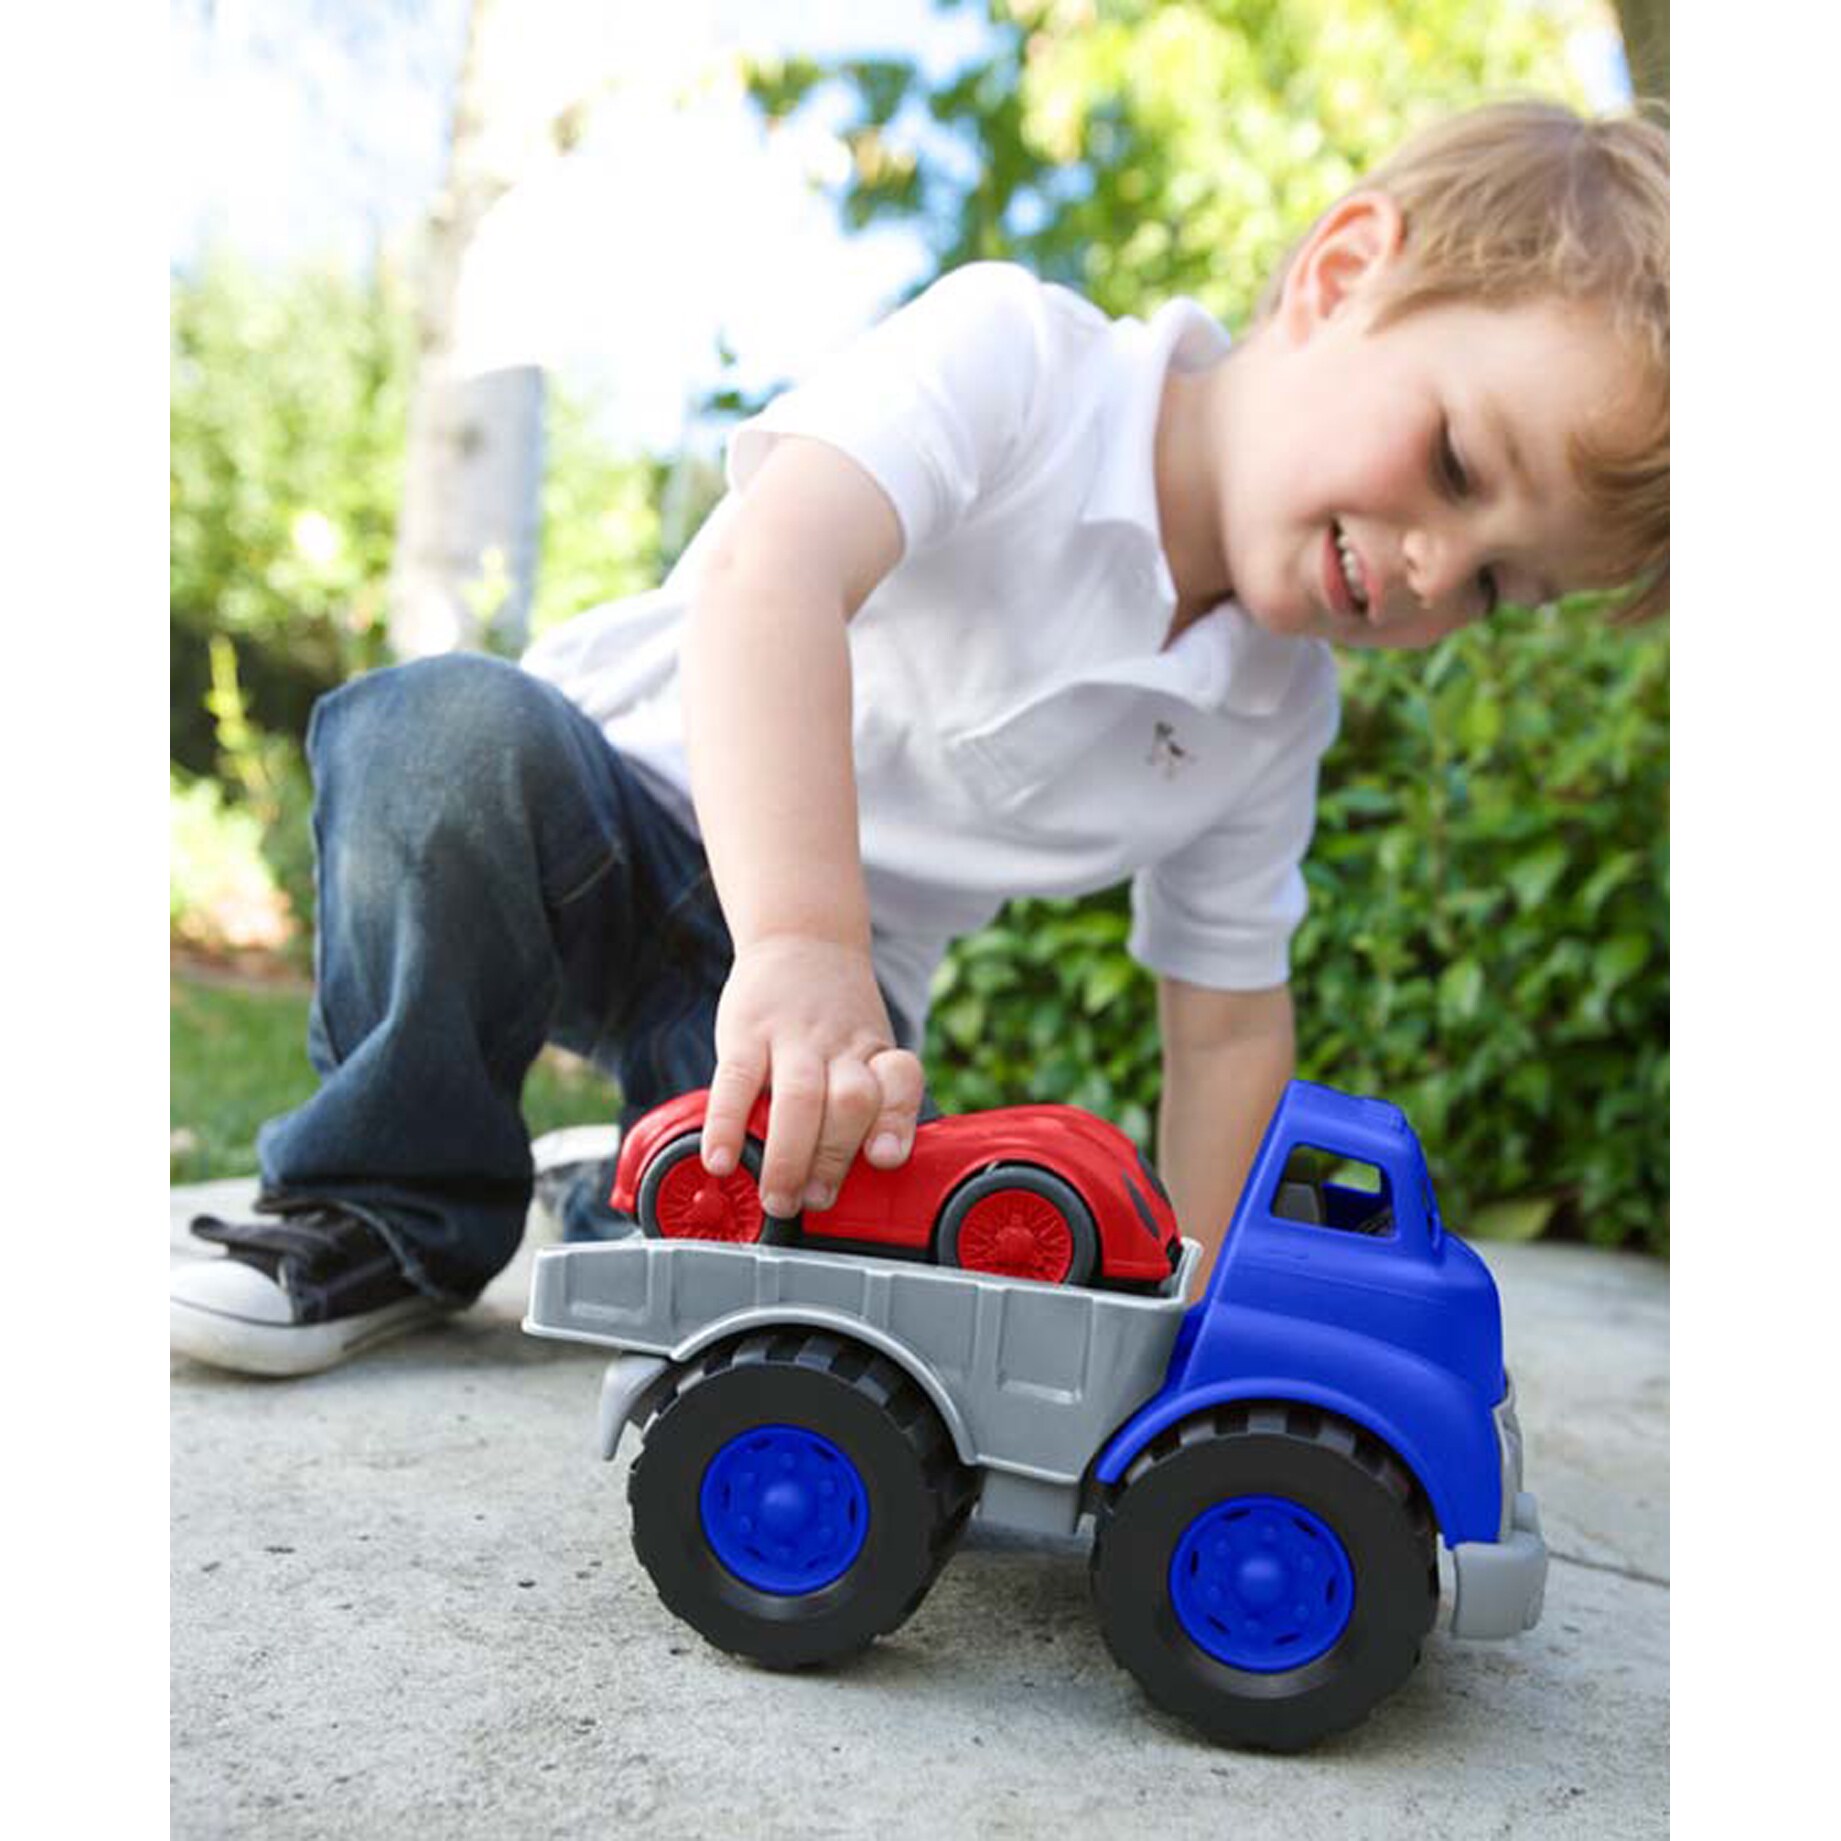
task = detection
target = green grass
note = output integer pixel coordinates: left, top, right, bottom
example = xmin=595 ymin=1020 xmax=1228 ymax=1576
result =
xmin=170 ymin=968 xmax=622 ymax=1184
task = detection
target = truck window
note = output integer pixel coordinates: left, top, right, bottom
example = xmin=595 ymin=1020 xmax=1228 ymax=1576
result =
xmin=1421 ymin=1174 xmax=1444 ymax=1248
xmin=1270 ymin=1146 xmax=1396 ymax=1238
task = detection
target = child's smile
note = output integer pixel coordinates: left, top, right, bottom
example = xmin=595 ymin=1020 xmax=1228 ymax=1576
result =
xmin=1325 ymin=520 xmax=1371 ymax=620
xmin=1156 ymin=193 xmax=1652 ymax=652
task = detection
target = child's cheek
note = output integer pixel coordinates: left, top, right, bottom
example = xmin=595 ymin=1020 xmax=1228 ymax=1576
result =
xmin=1342 ymin=428 xmax=1426 ymax=524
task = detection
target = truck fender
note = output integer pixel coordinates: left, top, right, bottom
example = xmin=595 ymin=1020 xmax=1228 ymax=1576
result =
xmin=598 ymin=1352 xmax=673 ymax=1461
xmin=1093 ymin=1376 xmax=1494 ymax=1549
xmin=661 ymin=1306 xmax=980 ymax=1469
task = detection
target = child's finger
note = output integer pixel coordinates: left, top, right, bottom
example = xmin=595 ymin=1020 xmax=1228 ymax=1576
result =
xmin=802 ymin=1058 xmax=883 ymax=1208
xmin=861 ymin=1048 xmax=925 ymax=1167
xmin=755 ymin=1050 xmax=824 ymax=1218
xmin=700 ymin=1048 xmax=767 ymax=1176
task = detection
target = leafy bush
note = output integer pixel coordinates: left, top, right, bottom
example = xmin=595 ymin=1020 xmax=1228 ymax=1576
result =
xmin=926 ymin=894 xmax=1159 ymax=1149
xmin=770 ymin=0 xmax=1666 ymax=1250
xmin=171 ymin=1 xmax=1665 ymax=1251
xmin=1295 ymin=609 xmax=1667 ymax=1252
xmin=747 ymin=0 xmax=1599 ymax=326
xmin=172 ymin=249 xmax=672 ymax=744
xmin=170 ymin=252 xmax=668 ymax=950
xmin=169 ymin=770 xmax=291 ymax=952
xmin=926 ymin=607 xmax=1669 ymax=1254
xmin=170 ymin=248 xmax=413 ymax=774
xmin=527 ymin=393 xmax=668 ymax=642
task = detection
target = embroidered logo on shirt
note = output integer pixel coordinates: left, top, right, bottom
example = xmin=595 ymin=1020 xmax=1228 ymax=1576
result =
xmin=1147 ymin=720 xmax=1194 ymax=779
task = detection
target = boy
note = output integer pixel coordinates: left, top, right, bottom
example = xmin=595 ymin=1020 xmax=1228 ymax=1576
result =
xmin=171 ymin=99 xmax=1668 ymax=1376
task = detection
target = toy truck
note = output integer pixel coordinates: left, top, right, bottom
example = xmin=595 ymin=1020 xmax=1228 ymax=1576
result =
xmin=523 ymin=1079 xmax=1547 ymax=1751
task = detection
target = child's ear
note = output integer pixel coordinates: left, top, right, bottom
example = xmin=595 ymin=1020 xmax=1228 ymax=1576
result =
xmin=1277 ymin=191 xmax=1406 ymax=342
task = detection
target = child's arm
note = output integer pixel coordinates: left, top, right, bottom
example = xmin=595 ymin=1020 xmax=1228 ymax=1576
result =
xmin=683 ymin=435 xmax=923 ymax=1219
xmin=1155 ymin=977 xmax=1297 ymax=1283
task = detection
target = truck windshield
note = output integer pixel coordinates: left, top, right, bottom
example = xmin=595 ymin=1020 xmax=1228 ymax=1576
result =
xmin=1271 ymin=1147 xmax=1394 ymax=1238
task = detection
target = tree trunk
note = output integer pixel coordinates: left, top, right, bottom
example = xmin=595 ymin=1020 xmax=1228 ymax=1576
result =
xmin=1611 ymin=0 xmax=1669 ymax=105
xmin=388 ymin=0 xmax=548 ymax=659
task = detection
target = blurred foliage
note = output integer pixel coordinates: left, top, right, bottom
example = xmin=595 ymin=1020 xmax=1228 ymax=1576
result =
xmin=170 ymin=247 xmax=668 ymax=941
xmin=171 ymin=247 xmax=411 ymax=774
xmin=200 ymin=634 xmax=317 ymax=956
xmin=527 ymin=391 xmax=668 ymax=642
xmin=171 ymin=970 xmax=622 ymax=1185
xmin=170 ymin=972 xmax=322 ymax=1184
xmin=170 ymin=769 xmax=290 ymax=953
xmin=749 ymin=0 xmax=1667 ymax=1251
xmin=171 ymin=245 xmax=668 ymax=718
xmin=927 ymin=610 xmax=1670 ymax=1254
xmin=1296 ymin=612 xmax=1667 ymax=1252
xmin=170 ymin=0 xmax=1666 ymax=1250
xmin=745 ymin=0 xmax=1601 ymax=323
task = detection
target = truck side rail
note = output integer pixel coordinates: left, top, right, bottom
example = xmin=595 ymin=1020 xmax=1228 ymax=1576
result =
xmin=525 ymin=1238 xmax=1200 ymax=1494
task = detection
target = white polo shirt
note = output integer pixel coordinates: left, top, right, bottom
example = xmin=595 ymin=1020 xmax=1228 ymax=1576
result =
xmin=521 ymin=261 xmax=1340 ymax=1036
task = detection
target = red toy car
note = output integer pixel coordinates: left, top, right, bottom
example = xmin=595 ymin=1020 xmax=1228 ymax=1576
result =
xmin=608 ymin=1090 xmax=1184 ymax=1291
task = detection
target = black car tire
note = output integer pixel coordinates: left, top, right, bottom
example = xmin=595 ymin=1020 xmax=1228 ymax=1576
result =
xmin=1090 ymin=1402 xmax=1439 ymax=1751
xmin=628 ymin=1329 xmax=977 ymax=1668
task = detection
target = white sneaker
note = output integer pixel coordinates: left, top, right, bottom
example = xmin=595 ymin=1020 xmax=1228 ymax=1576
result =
xmin=530 ymin=1123 xmax=627 ymax=1239
xmin=170 ymin=1205 xmax=457 ymax=1378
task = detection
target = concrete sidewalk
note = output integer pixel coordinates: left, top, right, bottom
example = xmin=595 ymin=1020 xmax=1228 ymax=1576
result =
xmin=170 ymin=1180 xmax=1667 ymax=1840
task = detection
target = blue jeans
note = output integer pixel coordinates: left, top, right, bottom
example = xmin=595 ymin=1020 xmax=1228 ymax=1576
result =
xmin=255 ymin=654 xmax=744 ymax=1304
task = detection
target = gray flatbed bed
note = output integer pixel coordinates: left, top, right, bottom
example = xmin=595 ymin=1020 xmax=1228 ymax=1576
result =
xmin=524 ymin=1236 xmax=1203 ymax=1536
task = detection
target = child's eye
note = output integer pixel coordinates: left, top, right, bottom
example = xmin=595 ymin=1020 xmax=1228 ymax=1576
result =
xmin=1436 ymin=420 xmax=1472 ymax=497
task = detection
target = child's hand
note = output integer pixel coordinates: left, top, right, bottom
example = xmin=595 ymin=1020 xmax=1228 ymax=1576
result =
xmin=700 ymin=935 xmax=924 ymax=1219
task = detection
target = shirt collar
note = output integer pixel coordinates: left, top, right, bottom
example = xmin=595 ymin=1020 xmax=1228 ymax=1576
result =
xmin=1077 ymin=297 xmax=1313 ymax=717
xmin=1078 ymin=295 xmax=1232 ymax=554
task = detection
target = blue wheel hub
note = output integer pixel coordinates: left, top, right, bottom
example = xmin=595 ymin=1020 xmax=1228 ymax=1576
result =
xmin=1169 ymin=1493 xmax=1356 ymax=1671
xmin=699 ymin=1425 xmax=870 ymax=1595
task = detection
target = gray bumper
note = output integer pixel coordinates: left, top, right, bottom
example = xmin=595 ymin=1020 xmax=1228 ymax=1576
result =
xmin=1450 ymin=1490 xmax=1548 ymax=1638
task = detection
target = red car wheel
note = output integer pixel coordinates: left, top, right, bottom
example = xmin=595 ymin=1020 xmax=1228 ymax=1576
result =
xmin=637 ymin=1134 xmax=794 ymax=1245
xmin=936 ymin=1166 xmax=1099 ymax=1287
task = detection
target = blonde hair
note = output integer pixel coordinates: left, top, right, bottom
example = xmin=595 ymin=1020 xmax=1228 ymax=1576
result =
xmin=1259 ymin=100 xmax=1670 ymax=623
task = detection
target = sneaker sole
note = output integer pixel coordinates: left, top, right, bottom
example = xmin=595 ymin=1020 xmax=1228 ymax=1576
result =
xmin=169 ymin=1293 xmax=458 ymax=1378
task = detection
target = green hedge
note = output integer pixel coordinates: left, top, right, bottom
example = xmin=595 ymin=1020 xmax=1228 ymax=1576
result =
xmin=172 ymin=250 xmax=1665 ymax=1253
xmin=926 ymin=605 xmax=1668 ymax=1255
xmin=747 ymin=1 xmax=1664 ymax=1249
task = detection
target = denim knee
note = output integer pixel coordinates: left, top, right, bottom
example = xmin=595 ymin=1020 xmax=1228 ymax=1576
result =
xmin=309 ymin=652 xmax=548 ymax=796
xmin=307 ymin=655 xmax=575 ymax=869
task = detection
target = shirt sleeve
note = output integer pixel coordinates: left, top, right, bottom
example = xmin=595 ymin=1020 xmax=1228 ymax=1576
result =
xmin=725 ymin=261 xmax=1055 ymax=557
xmin=1127 ymin=656 xmax=1341 ymax=991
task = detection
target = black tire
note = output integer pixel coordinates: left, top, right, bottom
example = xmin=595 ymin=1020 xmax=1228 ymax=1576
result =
xmin=636 ymin=1132 xmax=798 ymax=1246
xmin=935 ymin=1165 xmax=1100 ymax=1287
xmin=1090 ymin=1402 xmax=1438 ymax=1751
xmin=627 ymin=1329 xmax=977 ymax=1668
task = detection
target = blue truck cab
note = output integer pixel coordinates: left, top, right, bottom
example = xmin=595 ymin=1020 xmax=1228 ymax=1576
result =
xmin=1096 ymin=1079 xmax=1545 ymax=1643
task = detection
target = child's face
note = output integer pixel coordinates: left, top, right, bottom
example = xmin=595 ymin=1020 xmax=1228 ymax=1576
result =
xmin=1215 ymin=206 xmax=1641 ymax=650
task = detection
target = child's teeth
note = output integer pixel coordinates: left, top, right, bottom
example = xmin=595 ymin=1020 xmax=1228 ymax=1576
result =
xmin=1335 ymin=528 xmax=1366 ymax=610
